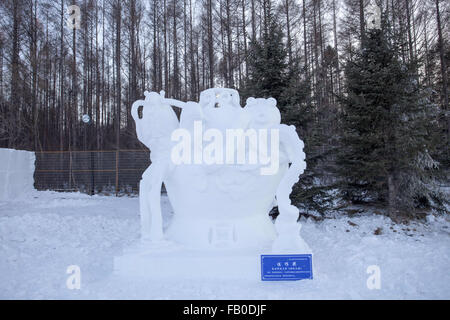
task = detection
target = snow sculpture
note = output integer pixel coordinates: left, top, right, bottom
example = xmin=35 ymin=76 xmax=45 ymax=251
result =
xmin=131 ymin=91 xmax=179 ymax=242
xmin=131 ymin=88 xmax=309 ymax=253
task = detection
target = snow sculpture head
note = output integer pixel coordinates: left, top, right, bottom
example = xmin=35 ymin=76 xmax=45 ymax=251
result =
xmin=199 ymin=88 xmax=246 ymax=130
xmin=199 ymin=88 xmax=240 ymax=109
xmin=244 ymin=97 xmax=281 ymax=129
xmin=131 ymin=90 xmax=178 ymax=156
xmin=132 ymin=88 xmax=308 ymax=252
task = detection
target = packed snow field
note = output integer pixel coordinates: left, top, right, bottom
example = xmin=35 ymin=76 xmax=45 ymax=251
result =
xmin=0 ymin=191 xmax=449 ymax=299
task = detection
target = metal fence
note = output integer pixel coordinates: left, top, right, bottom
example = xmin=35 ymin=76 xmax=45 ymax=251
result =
xmin=34 ymin=150 xmax=150 ymax=195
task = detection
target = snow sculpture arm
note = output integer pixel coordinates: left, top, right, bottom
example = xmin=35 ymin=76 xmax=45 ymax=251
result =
xmin=131 ymin=98 xmax=147 ymax=144
xmin=163 ymin=98 xmax=188 ymax=109
xmin=163 ymin=97 xmax=205 ymax=125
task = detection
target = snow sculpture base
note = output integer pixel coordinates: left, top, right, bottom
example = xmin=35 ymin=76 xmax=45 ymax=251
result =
xmin=114 ymin=246 xmax=260 ymax=280
xmin=114 ymin=242 xmax=312 ymax=281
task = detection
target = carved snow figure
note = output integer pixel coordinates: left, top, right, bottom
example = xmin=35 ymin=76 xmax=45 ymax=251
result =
xmin=115 ymin=88 xmax=312 ymax=280
xmin=131 ymin=91 xmax=179 ymax=242
xmin=243 ymin=97 xmax=309 ymax=252
xmin=131 ymin=88 xmax=309 ymax=252
xmin=273 ymin=124 xmax=310 ymax=252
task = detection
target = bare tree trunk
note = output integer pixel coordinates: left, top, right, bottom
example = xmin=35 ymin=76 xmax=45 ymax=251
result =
xmin=317 ymin=0 xmax=326 ymax=106
xmin=435 ymin=0 xmax=449 ymax=115
xmin=359 ymin=0 xmax=365 ymax=43
xmin=332 ymin=0 xmax=340 ymax=95
xmin=208 ymin=0 xmax=214 ymax=88
xmin=10 ymin=0 xmax=21 ymax=148
xmin=236 ymin=21 xmax=242 ymax=86
xmin=189 ymin=0 xmax=197 ymax=99
xmin=163 ymin=0 xmax=169 ymax=91
xmin=29 ymin=0 xmax=38 ymax=151
xmin=60 ymin=0 xmax=65 ymax=150
xmin=129 ymin=0 xmax=139 ymax=134
xmin=82 ymin=0 xmax=88 ymax=151
xmin=115 ymin=0 xmax=121 ymax=150
xmin=152 ymin=0 xmax=158 ymax=91
xmin=387 ymin=173 xmax=398 ymax=219
xmin=312 ymin=0 xmax=320 ymax=108
xmin=0 ymin=36 xmax=3 ymax=99
xmin=183 ymin=0 xmax=188 ymax=99
xmin=172 ymin=0 xmax=180 ymax=98
xmin=251 ymin=0 xmax=256 ymax=40
xmin=225 ymin=0 xmax=234 ymax=88
xmin=71 ymin=0 xmax=78 ymax=150
xmin=285 ymin=0 xmax=292 ymax=66
xmin=423 ymin=9 xmax=431 ymax=87
xmin=405 ymin=0 xmax=414 ymax=62
xmin=219 ymin=2 xmax=228 ymax=86
xmin=101 ymin=0 xmax=106 ymax=148
xmin=303 ymin=0 xmax=308 ymax=74
xmin=242 ymin=0 xmax=248 ymax=77
xmin=95 ymin=1 xmax=100 ymax=150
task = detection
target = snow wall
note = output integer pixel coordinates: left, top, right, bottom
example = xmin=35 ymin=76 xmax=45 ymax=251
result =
xmin=0 ymin=148 xmax=35 ymax=201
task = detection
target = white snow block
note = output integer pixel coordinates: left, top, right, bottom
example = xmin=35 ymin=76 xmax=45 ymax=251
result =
xmin=115 ymin=251 xmax=260 ymax=281
xmin=114 ymin=242 xmax=313 ymax=281
xmin=114 ymin=242 xmax=268 ymax=281
xmin=0 ymin=148 xmax=36 ymax=201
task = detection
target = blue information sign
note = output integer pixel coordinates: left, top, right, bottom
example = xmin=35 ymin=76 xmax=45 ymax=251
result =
xmin=261 ymin=254 xmax=313 ymax=281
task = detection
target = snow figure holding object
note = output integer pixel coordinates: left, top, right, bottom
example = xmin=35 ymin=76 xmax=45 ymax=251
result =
xmin=130 ymin=88 xmax=309 ymax=253
xmin=131 ymin=90 xmax=178 ymax=242
xmin=243 ymin=97 xmax=310 ymax=253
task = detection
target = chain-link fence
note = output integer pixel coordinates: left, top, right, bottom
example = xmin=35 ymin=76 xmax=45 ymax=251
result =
xmin=34 ymin=150 xmax=150 ymax=195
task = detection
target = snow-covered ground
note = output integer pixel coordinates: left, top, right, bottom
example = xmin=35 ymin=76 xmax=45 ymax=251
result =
xmin=0 ymin=190 xmax=449 ymax=299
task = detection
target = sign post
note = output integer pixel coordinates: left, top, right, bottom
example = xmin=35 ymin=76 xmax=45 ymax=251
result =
xmin=261 ymin=254 xmax=313 ymax=281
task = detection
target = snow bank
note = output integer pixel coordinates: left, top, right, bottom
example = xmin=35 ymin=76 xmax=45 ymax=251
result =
xmin=0 ymin=148 xmax=35 ymax=201
xmin=0 ymin=191 xmax=449 ymax=299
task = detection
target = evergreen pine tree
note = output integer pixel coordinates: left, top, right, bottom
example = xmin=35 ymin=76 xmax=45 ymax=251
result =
xmin=241 ymin=14 xmax=333 ymax=218
xmin=338 ymin=26 xmax=443 ymax=219
xmin=240 ymin=15 xmax=288 ymax=104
